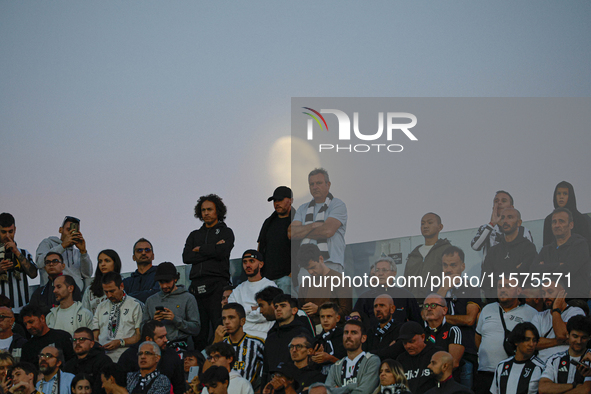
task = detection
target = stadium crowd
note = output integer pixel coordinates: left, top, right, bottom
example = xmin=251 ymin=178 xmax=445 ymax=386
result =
xmin=0 ymin=170 xmax=590 ymax=394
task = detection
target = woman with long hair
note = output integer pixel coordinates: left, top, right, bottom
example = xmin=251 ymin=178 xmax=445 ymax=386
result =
xmin=82 ymin=249 xmax=122 ymax=314
xmin=372 ymin=359 xmax=412 ymax=394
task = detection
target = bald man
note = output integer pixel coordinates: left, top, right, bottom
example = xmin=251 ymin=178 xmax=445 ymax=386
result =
xmin=0 ymin=306 xmax=27 ymax=361
xmin=482 ymin=208 xmax=537 ymax=301
xmin=366 ymin=295 xmax=406 ymax=360
xmin=425 ymin=351 xmax=474 ymax=394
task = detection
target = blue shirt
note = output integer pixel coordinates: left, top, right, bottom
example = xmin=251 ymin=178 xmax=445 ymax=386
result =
xmin=36 ymin=371 xmax=75 ymax=394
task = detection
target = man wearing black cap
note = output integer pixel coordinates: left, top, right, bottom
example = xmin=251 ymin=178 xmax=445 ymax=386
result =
xmin=144 ymin=262 xmax=200 ymax=349
xmin=264 ymin=362 xmax=300 ymax=394
xmin=396 ymin=321 xmax=441 ymax=394
xmin=228 ymin=250 xmax=278 ymax=339
xmin=258 ymin=186 xmax=296 ymax=294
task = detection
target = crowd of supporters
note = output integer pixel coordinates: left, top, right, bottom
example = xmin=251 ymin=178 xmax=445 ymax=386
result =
xmin=0 ymin=172 xmax=591 ymax=394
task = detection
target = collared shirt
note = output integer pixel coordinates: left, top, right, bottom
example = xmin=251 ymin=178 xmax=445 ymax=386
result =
xmin=36 ymin=371 xmax=75 ymax=394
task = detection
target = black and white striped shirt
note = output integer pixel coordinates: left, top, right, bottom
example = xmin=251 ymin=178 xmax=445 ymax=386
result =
xmin=491 ymin=356 xmax=544 ymax=394
xmin=541 ymin=350 xmax=591 ymax=385
xmin=0 ymin=248 xmax=35 ymax=313
xmin=224 ymin=333 xmax=265 ymax=384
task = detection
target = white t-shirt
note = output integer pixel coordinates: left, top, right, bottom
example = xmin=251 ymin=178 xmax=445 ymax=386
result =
xmin=532 ymin=306 xmax=584 ymax=362
xmin=228 ymin=278 xmax=277 ymax=339
xmin=92 ymin=295 xmax=143 ymax=362
xmin=202 ymin=371 xmax=254 ymax=394
xmin=418 ymin=244 xmax=434 ymax=259
xmin=0 ymin=337 xmax=13 ymax=353
xmin=476 ymin=302 xmax=538 ymax=372
xmin=46 ymin=301 xmax=94 ymax=336
xmin=82 ymin=286 xmax=108 ymax=315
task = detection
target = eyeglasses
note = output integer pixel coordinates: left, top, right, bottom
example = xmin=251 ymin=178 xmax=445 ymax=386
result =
xmin=207 ymin=354 xmax=222 ymax=362
xmin=345 ymin=315 xmax=360 ymax=321
xmin=422 ymin=303 xmax=445 ymax=310
xmin=45 ymin=259 xmax=62 ymax=266
xmin=374 ymin=269 xmax=392 ymax=274
xmin=288 ymin=344 xmax=308 ymax=351
xmin=38 ymin=354 xmax=57 ymax=359
xmin=72 ymin=337 xmax=92 ymax=343
xmin=135 ymin=248 xmax=152 ymax=253
xmin=0 ymin=315 xmax=13 ymax=320
xmin=137 ymin=351 xmax=156 ymax=357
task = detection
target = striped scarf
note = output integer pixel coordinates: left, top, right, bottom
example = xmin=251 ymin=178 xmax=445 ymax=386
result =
xmin=301 ymin=193 xmax=333 ymax=260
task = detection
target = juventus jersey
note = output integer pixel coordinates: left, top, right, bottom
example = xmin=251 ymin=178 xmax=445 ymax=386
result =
xmin=224 ymin=333 xmax=265 ymax=383
xmin=541 ymin=350 xmax=591 ymax=385
xmin=490 ymin=356 xmax=544 ymax=394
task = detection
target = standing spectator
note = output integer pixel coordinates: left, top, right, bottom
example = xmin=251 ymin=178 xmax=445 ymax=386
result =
xmin=92 ymin=272 xmax=142 ymax=362
xmin=20 ymin=304 xmax=75 ymax=364
xmin=35 ymin=216 xmax=92 ymax=291
xmin=203 ymin=342 xmax=254 ymax=394
xmin=126 ymin=341 xmax=172 ymax=394
xmin=124 ymin=238 xmax=160 ymax=303
xmin=144 ymin=262 xmax=200 ymax=350
xmin=258 ymin=186 xmax=296 ymax=294
xmin=290 ymin=168 xmax=347 ymax=273
xmin=183 ymin=194 xmax=235 ymax=350
xmin=82 ymin=250 xmax=122 ymax=315
xmin=325 ymin=320 xmax=380 ymax=394
xmin=425 ymin=352 xmax=473 ymax=394
xmin=0 ymin=213 xmax=38 ymax=314
xmin=0 ymin=306 xmax=27 ymax=362
xmin=403 ymin=213 xmax=451 ymax=300
xmin=46 ymin=275 xmax=93 ymax=336
xmin=228 ymin=250 xmax=277 ymax=339
xmin=36 ymin=346 xmax=75 ymax=394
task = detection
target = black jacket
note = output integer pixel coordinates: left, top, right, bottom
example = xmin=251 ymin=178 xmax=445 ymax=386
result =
xmin=293 ymin=363 xmax=325 ymax=393
xmin=367 ymin=319 xmax=404 ymax=360
xmin=122 ymin=266 xmax=160 ymax=303
xmin=263 ymin=318 xmax=310 ymax=384
xmin=424 ymin=378 xmax=474 ymax=394
xmin=396 ymin=342 xmax=441 ymax=394
xmin=63 ymin=346 xmax=113 ymax=391
xmin=182 ymin=222 xmax=235 ymax=283
xmin=29 ymin=277 xmax=82 ymax=314
xmin=8 ymin=332 xmax=27 ymax=356
xmin=354 ymin=286 xmax=422 ymax=327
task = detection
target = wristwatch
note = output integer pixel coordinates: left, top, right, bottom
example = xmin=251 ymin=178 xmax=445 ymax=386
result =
xmin=552 ymin=308 xmax=562 ymax=314
xmin=120 ymin=339 xmax=125 ymax=347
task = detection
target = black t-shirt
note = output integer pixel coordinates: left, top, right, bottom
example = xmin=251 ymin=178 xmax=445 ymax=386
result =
xmin=396 ymin=342 xmax=441 ymax=394
xmin=445 ymin=284 xmax=482 ymax=355
xmin=259 ymin=215 xmax=292 ymax=280
xmin=21 ymin=328 xmax=74 ymax=364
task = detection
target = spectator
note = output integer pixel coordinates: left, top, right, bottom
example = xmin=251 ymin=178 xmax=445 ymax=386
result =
xmin=311 ymin=303 xmax=345 ymax=374
xmin=228 ymin=250 xmax=277 ymax=339
xmin=214 ymin=303 xmax=264 ymax=385
xmin=183 ymin=194 xmax=235 ymax=350
xmin=256 ymin=287 xmax=315 ymax=336
xmin=538 ymin=315 xmax=591 ymax=393
xmin=126 ymin=341 xmax=171 ymax=394
xmin=474 ymin=276 xmax=537 ymax=394
xmin=403 ymin=213 xmax=451 ymax=300
xmin=100 ymin=364 xmax=127 ymax=394
xmin=221 ymin=286 xmax=234 ymax=308
xmin=203 ymin=342 xmax=253 ymax=394
xmin=263 ymin=363 xmax=300 ymax=394
xmin=366 ymin=295 xmax=405 ymax=361
xmin=123 ymin=238 xmax=160 ymax=303
xmin=46 ymin=275 xmax=93 ymax=336
xmin=82 ymin=250 xmax=122 ymax=315
xmin=63 ymin=327 xmax=113 ymax=392
xmin=92 ymin=272 xmax=142 ymax=362
xmin=20 ymin=304 xmax=74 ymax=364
xmin=297 ymin=244 xmax=351 ymax=327
xmin=395 ymin=321 xmax=439 ymax=394
xmin=309 ymin=384 xmax=332 ymax=394
xmin=325 ymin=320 xmax=380 ymax=394
xmin=521 ymin=285 xmax=544 ymax=312
xmin=288 ymin=335 xmax=324 ymax=393
xmin=35 ymin=216 xmax=92 ymax=291
xmin=481 ymin=208 xmax=537 ymax=301
xmin=290 ymin=168 xmax=347 ymax=273
xmin=424 ymin=351 xmax=473 ymax=394
xmin=0 ymin=213 xmax=38 ymax=314
xmin=0 ymin=353 xmax=14 ymax=389
xmin=258 ymin=186 xmax=296 ymax=294
xmin=182 ymin=350 xmax=203 ymax=383
xmin=8 ymin=362 xmax=40 ymax=394
xmin=29 ymin=252 xmax=82 ymax=313
xmin=471 ymin=191 xmax=533 ymax=261
xmin=36 ymin=346 xmax=75 ymax=394
xmin=144 ymin=262 xmax=200 ymax=350
xmin=71 ymin=373 xmax=93 ymax=394
xmin=0 ymin=306 xmax=27 ymax=362
xmin=372 ymin=359 xmax=411 ymax=394
xmin=201 ymin=366 xmax=230 ymax=394
xmin=490 ymin=323 xmax=544 ymax=394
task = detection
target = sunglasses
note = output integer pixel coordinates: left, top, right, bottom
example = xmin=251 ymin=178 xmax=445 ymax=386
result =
xmin=345 ymin=315 xmax=361 ymax=321
xmin=45 ymin=259 xmax=63 ymax=266
xmin=135 ymin=248 xmax=152 ymax=253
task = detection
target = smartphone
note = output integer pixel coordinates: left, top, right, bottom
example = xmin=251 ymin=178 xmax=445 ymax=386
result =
xmin=570 ymin=359 xmax=589 ymax=368
xmin=155 ymin=306 xmax=165 ymax=312
xmin=188 ymin=366 xmax=200 ymax=382
xmin=70 ymin=222 xmax=79 ymax=234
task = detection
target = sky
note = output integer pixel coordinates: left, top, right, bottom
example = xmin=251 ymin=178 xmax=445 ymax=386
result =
xmin=2 ymin=1 xmax=591 ymax=278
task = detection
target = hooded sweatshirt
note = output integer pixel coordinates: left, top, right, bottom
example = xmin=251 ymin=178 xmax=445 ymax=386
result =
xmin=403 ymin=238 xmax=451 ymax=299
xmin=123 ymin=265 xmax=160 ymax=303
xmin=63 ymin=345 xmax=113 ymax=391
xmin=144 ymin=285 xmax=200 ymax=342
xmin=543 ymin=181 xmax=591 ymax=251
xmin=34 ymin=236 xmax=93 ymax=290
xmin=263 ymin=317 xmax=310 ymax=385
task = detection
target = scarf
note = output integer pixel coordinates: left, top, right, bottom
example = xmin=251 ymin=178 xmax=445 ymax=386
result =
xmin=108 ymin=293 xmax=127 ymax=339
xmin=301 ymin=193 xmax=333 ymax=260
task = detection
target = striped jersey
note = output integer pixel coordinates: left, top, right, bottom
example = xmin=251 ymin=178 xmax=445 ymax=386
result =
xmin=490 ymin=356 xmax=544 ymax=394
xmin=541 ymin=350 xmax=591 ymax=385
xmin=0 ymin=248 xmax=35 ymax=313
xmin=224 ymin=333 xmax=265 ymax=383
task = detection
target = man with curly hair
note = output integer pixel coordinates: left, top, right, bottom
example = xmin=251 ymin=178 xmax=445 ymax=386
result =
xmin=183 ymin=194 xmax=235 ymax=350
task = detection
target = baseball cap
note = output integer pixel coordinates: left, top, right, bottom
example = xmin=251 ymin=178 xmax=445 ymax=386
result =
xmin=242 ymin=250 xmax=263 ymax=261
xmin=269 ymin=362 xmax=300 ymax=390
xmin=267 ymin=186 xmax=293 ymax=202
xmin=397 ymin=321 xmax=425 ymax=341
xmin=154 ymin=262 xmax=179 ymax=281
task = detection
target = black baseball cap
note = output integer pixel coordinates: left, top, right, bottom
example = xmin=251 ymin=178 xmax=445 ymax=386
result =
xmin=267 ymin=186 xmax=293 ymax=202
xmin=154 ymin=262 xmax=180 ymax=281
xmin=397 ymin=321 xmax=425 ymax=341
xmin=242 ymin=249 xmax=263 ymax=261
xmin=269 ymin=362 xmax=300 ymax=390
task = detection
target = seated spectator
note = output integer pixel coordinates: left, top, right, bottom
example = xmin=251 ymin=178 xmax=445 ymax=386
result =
xmin=538 ymin=315 xmax=591 ymax=393
xmin=256 ymin=287 xmax=314 ymax=335
xmin=325 ymin=320 xmax=380 ymax=394
xmin=126 ymin=341 xmax=171 ymax=394
xmin=36 ymin=346 xmax=75 ymax=394
xmin=29 ymin=252 xmax=82 ymax=313
xmin=353 ymin=257 xmax=421 ymax=326
xmin=288 ymin=335 xmax=324 ymax=393
xmin=63 ymin=327 xmax=113 ymax=392
xmin=20 ymin=304 xmax=74 ymax=365
xmin=46 ymin=275 xmax=93 ymax=336
xmin=521 ymin=285 xmax=544 ymax=312
xmin=0 ymin=306 xmax=27 ymax=362
xmin=0 ymin=352 xmax=14 ymax=390
xmin=203 ymin=342 xmax=253 ymax=394
xmin=182 ymin=350 xmax=204 ymax=383
xmin=425 ymin=352 xmax=473 ymax=394
xmin=8 ymin=362 xmax=41 ymax=394
xmin=123 ymin=238 xmax=160 ymax=303
xmin=311 ymin=303 xmax=345 ymax=374
xmin=221 ymin=286 xmax=234 ymax=308
xmin=228 ymin=250 xmax=278 ymax=339
xmin=372 ymin=359 xmax=411 ymax=394
xmin=82 ymin=249 xmax=122 ymax=315
xmin=202 ymin=366 xmax=230 ymax=394
xmin=396 ymin=321 xmax=440 ymax=394
xmin=366 ymin=295 xmax=405 ymax=360
xmin=71 ymin=373 xmax=93 ymax=394
xmin=532 ymin=278 xmax=585 ymax=362
xmin=100 ymin=364 xmax=127 ymax=394
xmin=490 ymin=322 xmax=544 ymax=394
xmin=263 ymin=363 xmax=300 ymax=394
xmin=297 ymin=244 xmax=351 ymax=327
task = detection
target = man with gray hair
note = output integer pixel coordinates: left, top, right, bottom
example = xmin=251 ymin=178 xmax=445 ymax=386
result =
xmin=353 ymin=257 xmax=421 ymax=325
xmin=290 ymin=168 xmax=347 ymax=273
xmin=126 ymin=341 xmax=171 ymax=394
xmin=36 ymin=346 xmax=76 ymax=394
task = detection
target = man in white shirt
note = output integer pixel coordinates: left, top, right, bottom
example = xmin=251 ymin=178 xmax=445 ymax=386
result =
xmin=92 ymin=271 xmax=142 ymax=362
xmin=228 ymin=250 xmax=277 ymax=339
xmin=0 ymin=307 xmax=26 ymax=362
xmin=46 ymin=275 xmax=93 ymax=336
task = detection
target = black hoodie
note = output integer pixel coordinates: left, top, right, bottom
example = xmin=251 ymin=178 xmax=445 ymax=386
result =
xmin=63 ymin=346 xmax=113 ymax=391
xmin=396 ymin=342 xmax=441 ymax=394
xmin=543 ymin=181 xmax=591 ymax=251
xmin=263 ymin=317 xmax=310 ymax=385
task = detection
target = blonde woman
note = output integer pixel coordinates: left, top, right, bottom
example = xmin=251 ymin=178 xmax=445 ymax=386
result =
xmin=372 ymin=359 xmax=412 ymax=394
